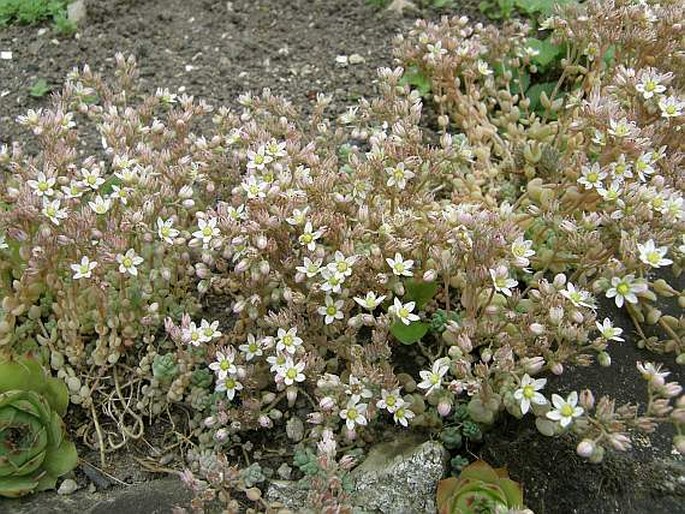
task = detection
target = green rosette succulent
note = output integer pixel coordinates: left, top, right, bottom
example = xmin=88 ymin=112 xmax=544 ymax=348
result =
xmin=0 ymin=354 xmax=78 ymax=497
xmin=437 ymin=460 xmax=525 ymax=514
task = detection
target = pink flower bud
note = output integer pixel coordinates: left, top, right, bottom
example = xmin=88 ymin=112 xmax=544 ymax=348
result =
xmin=286 ymin=386 xmax=298 ymax=406
xmin=423 ymin=269 xmax=437 ymax=282
xmin=522 ymin=356 xmax=545 ymax=374
xmin=308 ymin=412 xmax=324 ymax=424
xmin=437 ymin=400 xmax=452 ymax=417
xmin=576 ymin=439 xmax=595 ymax=458
xmin=234 ymin=259 xmax=250 ymax=273
xmin=214 ymin=428 xmax=229 ymax=442
xmin=607 ymin=433 xmax=631 ymax=452
xmin=571 ymin=310 xmax=584 ymax=324
xmin=579 ymin=389 xmax=595 ymax=410
xmin=204 ymin=416 xmax=217 ymax=428
xmin=319 ymin=396 xmax=336 ymax=411
xmin=661 ymin=382 xmax=682 ymax=397
xmin=553 ymin=273 xmax=567 ymax=288
xmin=551 ymin=362 xmax=564 ymax=375
xmin=529 ymin=323 xmax=546 ymax=335
xmin=258 ymin=415 xmax=273 ymax=428
xmin=549 ymin=306 xmax=564 ymax=325
xmin=255 ymin=235 xmax=268 ymax=249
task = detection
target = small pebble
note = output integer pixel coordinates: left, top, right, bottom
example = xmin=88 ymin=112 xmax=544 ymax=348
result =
xmin=0 ymin=51 xmax=12 ymax=60
xmin=349 ymin=54 xmax=366 ymax=65
xmin=335 ymin=55 xmax=348 ymax=67
xmin=57 ymin=478 xmax=79 ymax=495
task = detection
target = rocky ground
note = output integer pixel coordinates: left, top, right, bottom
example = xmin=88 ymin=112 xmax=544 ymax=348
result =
xmin=1 ymin=1 xmax=684 ymax=513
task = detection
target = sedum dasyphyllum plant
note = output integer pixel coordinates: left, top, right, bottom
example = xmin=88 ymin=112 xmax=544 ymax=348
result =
xmin=0 ymin=0 xmax=683 ymax=506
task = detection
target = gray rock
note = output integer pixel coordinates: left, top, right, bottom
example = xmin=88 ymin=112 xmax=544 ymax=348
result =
xmin=67 ymin=1 xmax=87 ymax=24
xmin=266 ymin=436 xmax=448 ymax=513
xmin=57 ymin=478 xmax=78 ymax=496
xmin=349 ymin=436 xmax=448 ymax=513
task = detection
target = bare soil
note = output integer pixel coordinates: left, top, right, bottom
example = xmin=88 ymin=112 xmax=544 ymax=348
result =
xmin=1 ymin=1 xmax=684 ymax=513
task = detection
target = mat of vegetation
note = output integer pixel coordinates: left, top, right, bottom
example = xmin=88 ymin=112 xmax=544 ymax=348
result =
xmin=1 ymin=1 xmax=684 ymax=513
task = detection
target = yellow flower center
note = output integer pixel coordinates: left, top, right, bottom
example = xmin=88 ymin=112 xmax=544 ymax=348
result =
xmin=326 ymin=305 xmax=337 ymax=316
xmin=616 ymin=283 xmax=630 ymax=295
xmin=560 ymin=404 xmax=574 ymax=417
xmin=522 ymin=385 xmax=534 ymax=399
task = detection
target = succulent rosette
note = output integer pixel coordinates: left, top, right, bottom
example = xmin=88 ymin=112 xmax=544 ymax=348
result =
xmin=437 ymin=460 xmax=525 ymax=514
xmin=0 ymin=354 xmax=78 ymax=497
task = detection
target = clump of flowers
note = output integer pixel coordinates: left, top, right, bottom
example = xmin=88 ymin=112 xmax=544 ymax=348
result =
xmin=0 ymin=0 xmax=683 ymax=507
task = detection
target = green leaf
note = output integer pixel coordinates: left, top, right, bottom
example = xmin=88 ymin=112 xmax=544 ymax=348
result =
xmin=405 ymin=280 xmax=438 ymax=309
xmin=526 ymin=81 xmax=556 ymax=114
xmin=515 ymin=0 xmax=574 ymax=15
xmin=29 ymin=79 xmax=50 ymax=98
xmin=399 ymin=65 xmax=432 ymax=97
xmin=526 ymin=38 xmax=562 ymax=69
xmin=390 ymin=321 xmax=429 ymax=345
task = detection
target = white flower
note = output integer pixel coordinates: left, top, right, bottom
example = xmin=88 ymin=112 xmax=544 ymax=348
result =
xmin=266 ymin=352 xmax=288 ymax=374
xmin=513 ymin=374 xmax=547 ymax=415
xmin=597 ymin=181 xmax=623 ymax=203
xmin=226 ymin=204 xmax=248 ymax=222
xmin=265 ymin=140 xmax=287 ymax=158
xmin=193 ymin=217 xmax=220 ymax=245
xmin=276 ymin=327 xmax=303 ymax=355
xmin=377 ymin=388 xmax=404 ymax=414
xmin=61 ymin=182 xmax=85 ymax=199
xmin=181 ymin=322 xmax=202 ymax=346
xmin=546 ymin=391 xmax=583 ymax=428
xmin=490 ymin=265 xmax=517 ymax=297
xmin=658 ymin=96 xmax=684 ymax=118
xmin=427 ymin=41 xmax=448 ymax=60
xmin=353 ymin=291 xmax=386 ymax=311
xmin=296 ymin=256 xmax=323 ymax=278
xmin=200 ymin=319 xmax=222 ymax=342
xmin=608 ymin=118 xmax=636 ymax=139
xmin=637 ymin=239 xmax=673 ymax=269
xmin=70 ymin=256 xmax=97 ymax=279
xmin=388 ymin=297 xmax=420 ymax=326
xmin=88 ymin=195 xmax=112 ymax=215
xmin=42 ymin=198 xmax=68 ymax=225
xmin=560 ymin=283 xmax=595 ymax=309
xmin=318 ymin=296 xmax=345 ymax=325
xmin=0 ymin=234 xmax=7 ymax=250
xmin=157 ymin=217 xmax=180 ymax=244
xmin=27 ymin=172 xmax=56 ymax=197
xmin=634 ymin=151 xmax=656 ymax=181
xmin=239 ymin=334 xmax=264 ymax=361
xmin=246 ymin=145 xmax=273 ymax=171
xmin=286 ymin=207 xmax=310 ymax=226
xmin=511 ymin=236 xmax=535 ymax=270
xmin=209 ymin=348 xmax=238 ymax=378
xmin=277 ymin=358 xmax=306 ymax=386
xmin=606 ymin=274 xmax=648 ymax=308
xmin=636 ymin=361 xmax=670 ymax=385
xmin=109 ymin=185 xmax=131 ymax=206
xmin=241 ymin=175 xmax=268 ymax=199
xmin=327 ymin=250 xmax=357 ymax=277
xmin=476 ymin=60 xmax=492 ymax=76
xmin=596 ymin=318 xmax=624 ymax=342
xmin=79 ymin=167 xmax=105 ymax=191
xmin=385 ymin=162 xmax=415 ymax=190
xmin=578 ymin=162 xmax=607 ymax=190
xmin=393 ymin=405 xmax=415 ymax=427
xmin=345 ymin=376 xmax=373 ymax=403
xmin=215 ymin=375 xmax=243 ymax=400
xmin=339 ymin=400 xmax=368 ymax=431
xmin=320 ymin=268 xmax=346 ymax=294
xmin=156 ymin=87 xmax=177 ymax=104
xmin=116 ymin=248 xmax=144 ymax=277
xmin=298 ymin=221 xmax=323 ymax=251
xmin=386 ymin=252 xmax=414 ymax=277
xmin=635 ymin=71 xmax=666 ymax=100
xmin=417 ymin=357 xmax=450 ymax=396
xmin=608 ymin=154 xmax=632 ymax=182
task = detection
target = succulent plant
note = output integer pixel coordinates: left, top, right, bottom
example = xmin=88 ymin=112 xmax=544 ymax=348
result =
xmin=0 ymin=354 xmax=78 ymax=497
xmin=437 ymin=460 xmax=525 ymax=514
